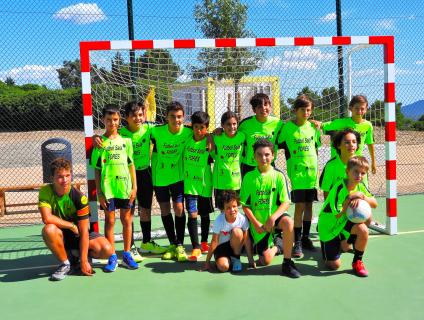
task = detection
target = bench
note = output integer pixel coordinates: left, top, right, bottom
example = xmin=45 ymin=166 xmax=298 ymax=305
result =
xmin=0 ymin=182 xmax=85 ymax=217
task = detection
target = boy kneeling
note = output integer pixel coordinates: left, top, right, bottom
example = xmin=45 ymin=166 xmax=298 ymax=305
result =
xmin=318 ymin=156 xmax=377 ymax=277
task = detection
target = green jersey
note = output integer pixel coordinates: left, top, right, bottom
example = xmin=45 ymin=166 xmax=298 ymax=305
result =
xmin=91 ymin=135 xmax=134 ymax=199
xmin=183 ymin=137 xmax=213 ymax=197
xmin=151 ymin=124 xmax=193 ymax=187
xmin=240 ymin=167 xmax=290 ymax=246
xmin=318 ymin=179 xmax=372 ymax=242
xmin=320 ymin=156 xmax=368 ymax=192
xmin=278 ymin=120 xmax=321 ymax=190
xmin=322 ymin=118 xmax=374 ymax=157
xmin=38 ymin=185 xmax=90 ymax=223
xmin=212 ymin=131 xmax=245 ymax=190
xmin=238 ymin=115 xmax=283 ymax=166
xmin=119 ymin=122 xmax=154 ymax=170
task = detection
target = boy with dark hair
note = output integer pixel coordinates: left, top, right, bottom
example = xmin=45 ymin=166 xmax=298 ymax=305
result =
xmin=318 ymin=156 xmax=377 ymax=277
xmin=183 ymin=111 xmax=214 ymax=261
xmin=91 ymin=104 xmax=138 ymax=272
xmin=278 ymin=94 xmax=321 ymax=257
xmin=151 ymin=101 xmax=193 ymax=261
xmin=238 ymin=93 xmax=283 ymax=178
xmin=39 ymin=157 xmax=114 ymax=281
xmin=240 ymin=139 xmax=301 ymax=278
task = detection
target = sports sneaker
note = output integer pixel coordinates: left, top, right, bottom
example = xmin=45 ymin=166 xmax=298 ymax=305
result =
xmin=200 ymin=242 xmax=210 ymax=254
xmin=49 ymin=263 xmax=72 ymax=281
xmin=301 ymin=237 xmax=316 ymax=251
xmin=140 ymin=240 xmax=167 ymax=254
xmin=188 ymin=248 xmax=202 ymax=262
xmin=162 ymin=244 xmax=177 ymax=260
xmin=292 ymin=241 xmax=303 ymax=258
xmin=122 ymin=251 xmax=139 ymax=270
xmin=130 ymin=245 xmax=144 ymax=263
xmin=175 ymin=245 xmax=188 ymax=262
xmin=281 ymin=260 xmax=301 ymax=278
xmin=352 ymin=260 xmax=368 ymax=277
xmin=231 ymin=257 xmax=242 ymax=272
xmin=103 ymin=254 xmax=118 ymax=273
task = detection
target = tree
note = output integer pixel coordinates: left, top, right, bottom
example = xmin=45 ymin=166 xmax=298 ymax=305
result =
xmin=136 ymin=49 xmax=181 ymax=83
xmin=192 ymin=0 xmax=262 ymax=113
xmin=57 ymin=60 xmax=81 ymax=89
xmin=5 ymin=77 xmax=15 ymax=86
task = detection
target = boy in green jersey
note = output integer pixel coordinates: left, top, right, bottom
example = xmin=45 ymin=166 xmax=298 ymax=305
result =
xmin=91 ymin=105 xmax=138 ymax=272
xmin=320 ymin=129 xmax=362 ymax=199
xmin=39 ymin=158 xmax=113 ymax=281
xmin=238 ymin=93 xmax=283 ymax=178
xmin=183 ymin=111 xmax=214 ymax=261
xmin=240 ymin=139 xmax=301 ymax=278
xmin=151 ymin=101 xmax=193 ymax=262
xmin=318 ymin=156 xmax=377 ymax=277
xmin=212 ymin=111 xmax=245 ymax=210
xmin=314 ymin=95 xmax=376 ymax=174
xmin=278 ymin=95 xmax=321 ymax=257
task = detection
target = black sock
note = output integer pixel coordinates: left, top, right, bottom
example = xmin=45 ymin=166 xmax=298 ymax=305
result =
xmin=232 ymin=254 xmax=241 ymax=260
xmin=302 ymin=221 xmax=311 ymax=239
xmin=161 ymin=214 xmax=177 ymax=245
xmin=283 ymin=258 xmax=291 ymax=264
xmin=294 ymin=227 xmax=302 ymax=242
xmin=200 ymin=215 xmax=210 ymax=243
xmin=140 ymin=220 xmax=151 ymax=243
xmin=347 ymin=234 xmax=357 ymax=244
xmin=175 ymin=215 xmax=186 ymax=245
xmin=353 ymin=249 xmax=364 ymax=263
xmin=187 ymin=217 xmax=199 ymax=249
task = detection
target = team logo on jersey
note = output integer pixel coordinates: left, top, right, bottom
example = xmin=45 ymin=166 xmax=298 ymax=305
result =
xmin=81 ymin=195 xmax=88 ymax=205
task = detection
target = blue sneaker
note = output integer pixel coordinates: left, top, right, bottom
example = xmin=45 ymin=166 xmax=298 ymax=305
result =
xmin=103 ymin=254 xmax=118 ymax=273
xmin=231 ymin=257 xmax=242 ymax=272
xmin=122 ymin=251 xmax=139 ymax=270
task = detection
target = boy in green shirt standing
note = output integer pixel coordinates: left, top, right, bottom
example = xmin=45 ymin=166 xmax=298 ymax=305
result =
xmin=317 ymin=95 xmax=376 ymax=174
xmin=278 ymin=95 xmax=321 ymax=257
xmin=238 ymin=93 xmax=283 ymax=177
xmin=318 ymin=156 xmax=377 ymax=277
xmin=183 ymin=111 xmax=214 ymax=261
xmin=151 ymin=101 xmax=193 ymax=261
xmin=91 ymin=105 xmax=138 ymax=272
xmin=240 ymin=139 xmax=301 ymax=278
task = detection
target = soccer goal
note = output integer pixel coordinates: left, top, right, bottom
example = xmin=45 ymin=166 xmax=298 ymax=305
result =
xmin=80 ymin=35 xmax=396 ymax=235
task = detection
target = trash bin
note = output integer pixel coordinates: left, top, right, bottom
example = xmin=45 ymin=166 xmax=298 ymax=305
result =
xmin=41 ymin=138 xmax=72 ymax=183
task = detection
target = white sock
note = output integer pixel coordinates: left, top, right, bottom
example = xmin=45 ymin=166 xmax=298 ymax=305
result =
xmin=63 ymin=259 xmax=70 ymax=265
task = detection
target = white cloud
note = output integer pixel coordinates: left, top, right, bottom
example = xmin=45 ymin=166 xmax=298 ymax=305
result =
xmin=416 ymin=60 xmax=424 ymax=65
xmin=374 ymin=19 xmax=396 ymax=31
xmin=0 ymin=64 xmax=61 ymax=86
xmin=53 ymin=3 xmax=106 ymax=25
xmin=259 ymin=47 xmax=336 ymax=71
xmin=320 ymin=12 xmax=336 ymax=23
xmin=177 ymin=74 xmax=192 ymax=83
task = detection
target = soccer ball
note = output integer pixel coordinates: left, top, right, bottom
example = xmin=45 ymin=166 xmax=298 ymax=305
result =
xmin=346 ymin=199 xmax=372 ymax=223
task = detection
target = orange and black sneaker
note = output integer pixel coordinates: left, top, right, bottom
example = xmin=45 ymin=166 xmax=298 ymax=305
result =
xmin=188 ymin=248 xmax=202 ymax=262
xmin=352 ymin=260 xmax=368 ymax=277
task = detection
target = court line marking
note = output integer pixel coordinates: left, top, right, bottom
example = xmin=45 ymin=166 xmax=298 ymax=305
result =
xmin=1 ymin=229 xmax=424 ymax=273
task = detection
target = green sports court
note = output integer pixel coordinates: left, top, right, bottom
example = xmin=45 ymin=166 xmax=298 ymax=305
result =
xmin=1 ymin=194 xmax=423 ymax=320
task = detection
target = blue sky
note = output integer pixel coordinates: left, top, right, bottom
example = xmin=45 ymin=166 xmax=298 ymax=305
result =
xmin=0 ymin=0 xmax=423 ymax=105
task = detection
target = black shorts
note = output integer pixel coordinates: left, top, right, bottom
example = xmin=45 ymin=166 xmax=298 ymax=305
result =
xmin=290 ymin=189 xmax=318 ymax=203
xmin=154 ymin=181 xmax=184 ymax=203
xmin=103 ymin=198 xmax=133 ymax=211
xmin=185 ymin=195 xmax=214 ymax=216
xmin=252 ymin=213 xmax=289 ymax=256
xmin=241 ymin=163 xmax=256 ymax=179
xmin=214 ymin=189 xmax=240 ymax=210
xmin=214 ymin=241 xmax=235 ymax=260
xmin=320 ymin=220 xmax=355 ymax=261
xmin=62 ymin=229 xmax=102 ymax=250
xmin=136 ymin=168 xmax=153 ymax=209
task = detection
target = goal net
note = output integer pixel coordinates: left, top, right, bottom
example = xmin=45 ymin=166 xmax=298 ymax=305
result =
xmin=81 ymin=36 xmax=396 ymax=235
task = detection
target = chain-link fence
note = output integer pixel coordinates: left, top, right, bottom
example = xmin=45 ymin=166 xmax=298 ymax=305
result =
xmin=1 ymin=0 xmax=423 ymax=227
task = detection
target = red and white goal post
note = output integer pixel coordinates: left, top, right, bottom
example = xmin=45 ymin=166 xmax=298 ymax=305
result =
xmin=80 ymin=35 xmax=397 ymax=235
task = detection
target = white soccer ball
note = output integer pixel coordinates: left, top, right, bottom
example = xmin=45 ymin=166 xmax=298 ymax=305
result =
xmin=346 ymin=199 xmax=372 ymax=223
